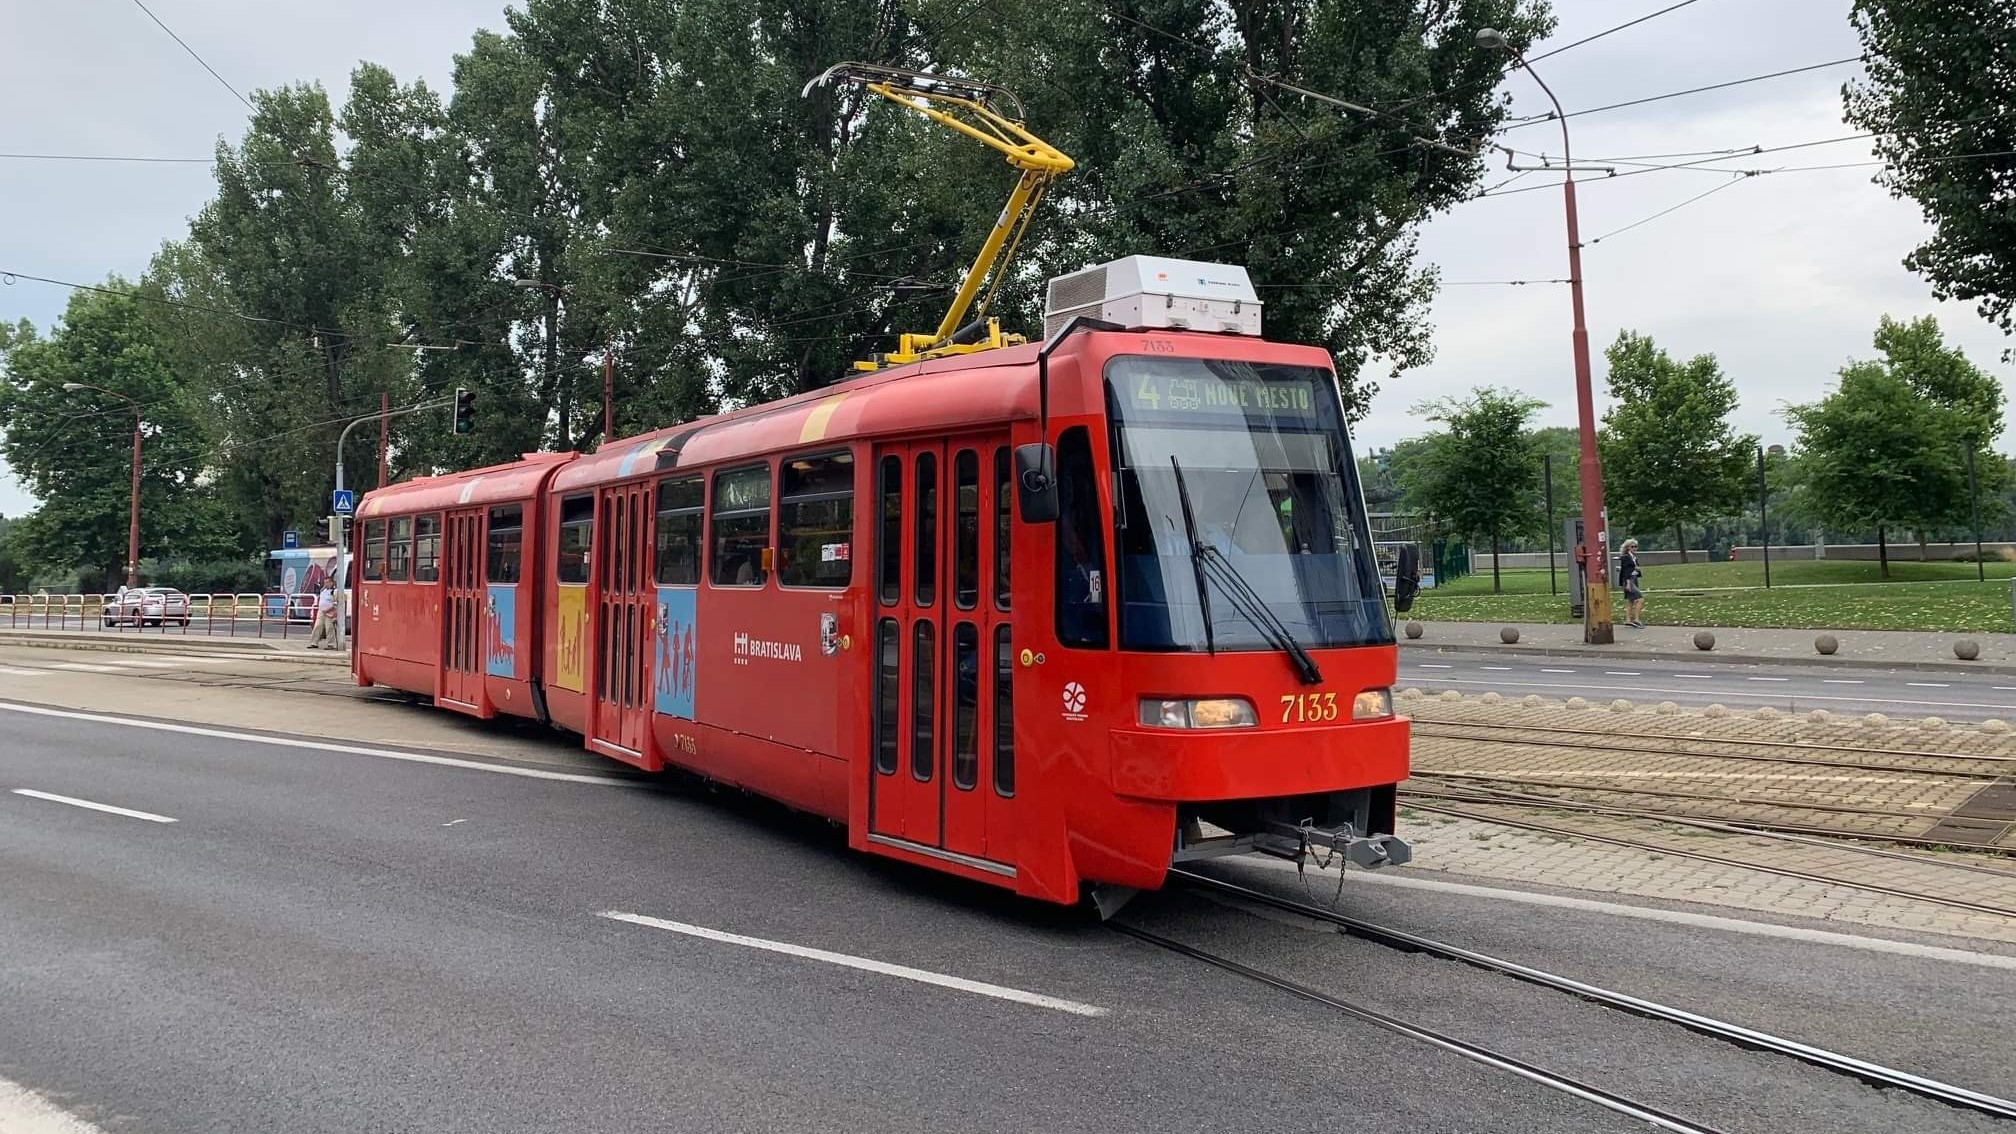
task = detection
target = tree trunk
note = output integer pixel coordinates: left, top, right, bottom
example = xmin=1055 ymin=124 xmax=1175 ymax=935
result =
xmin=1877 ymin=525 xmax=1890 ymax=579
xmin=1915 ymin=530 xmax=1928 ymax=562
xmin=1674 ymin=522 xmax=1688 ymax=564
xmin=1491 ymin=527 xmax=1502 ymax=595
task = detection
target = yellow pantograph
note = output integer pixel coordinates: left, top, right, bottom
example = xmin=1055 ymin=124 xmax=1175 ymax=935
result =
xmin=803 ymin=62 xmax=1074 ymax=371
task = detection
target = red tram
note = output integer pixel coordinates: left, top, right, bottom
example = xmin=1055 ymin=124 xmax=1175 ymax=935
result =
xmin=353 ymin=256 xmax=1411 ymax=909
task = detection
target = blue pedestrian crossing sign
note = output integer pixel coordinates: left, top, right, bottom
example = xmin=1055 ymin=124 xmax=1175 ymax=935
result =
xmin=332 ymin=489 xmax=356 ymax=515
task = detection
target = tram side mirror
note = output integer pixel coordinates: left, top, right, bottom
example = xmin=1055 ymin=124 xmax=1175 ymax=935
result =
xmin=1014 ymin=443 xmax=1058 ymax=524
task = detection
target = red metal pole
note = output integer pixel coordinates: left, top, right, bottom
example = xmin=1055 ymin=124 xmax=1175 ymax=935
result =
xmin=126 ymin=411 xmax=143 ymax=590
xmin=1521 ymin=55 xmax=1614 ymax=645
xmin=378 ymin=391 xmax=390 ymax=487
xmin=602 ymin=340 xmax=614 ymax=448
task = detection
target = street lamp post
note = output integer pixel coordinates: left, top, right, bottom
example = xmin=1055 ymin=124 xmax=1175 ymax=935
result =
xmin=513 ymin=279 xmax=615 ymax=448
xmin=1478 ymin=28 xmax=1615 ymax=645
xmin=1758 ymin=443 xmax=1785 ymax=588
xmin=63 ymin=382 xmax=143 ymax=590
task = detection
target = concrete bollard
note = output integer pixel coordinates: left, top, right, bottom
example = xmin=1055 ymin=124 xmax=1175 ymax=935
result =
xmin=1704 ymin=704 xmax=1730 ymax=718
xmin=1814 ymin=634 xmax=1838 ymax=656
xmin=1655 ymin=701 xmax=1680 ymax=714
xmin=1565 ymin=697 xmax=1589 ymax=710
xmin=1404 ymin=621 xmax=1424 ymax=639
xmin=1806 ymin=709 xmax=1831 ymax=723
xmin=1481 ymin=692 xmax=1504 ymax=705
xmin=1756 ymin=706 xmax=1782 ymax=719
xmin=1982 ymin=719 xmax=2011 ymax=734
xmin=1439 ymin=689 xmax=1463 ymax=701
xmin=1862 ymin=713 xmax=1888 ymax=727
xmin=1398 ymin=687 xmax=1425 ymax=701
xmin=1954 ymin=639 xmax=1980 ymax=661
xmin=1500 ymin=626 xmax=1520 ymax=644
xmin=1921 ymin=716 xmax=1948 ymax=730
xmin=1609 ymin=698 xmax=1634 ymax=712
xmin=1693 ymin=631 xmax=1716 ymax=651
xmin=1521 ymin=694 xmax=1546 ymax=708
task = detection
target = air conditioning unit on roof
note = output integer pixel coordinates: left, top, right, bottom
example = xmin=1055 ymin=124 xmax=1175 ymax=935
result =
xmin=1044 ymin=255 xmax=1262 ymax=340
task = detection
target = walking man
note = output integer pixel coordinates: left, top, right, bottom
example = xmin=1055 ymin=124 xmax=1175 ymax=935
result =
xmin=307 ymin=581 xmax=339 ymax=649
xmin=1619 ymin=538 xmax=1646 ymax=628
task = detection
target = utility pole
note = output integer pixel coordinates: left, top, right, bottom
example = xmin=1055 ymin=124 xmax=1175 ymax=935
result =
xmin=378 ymin=391 xmax=390 ymax=489
xmin=1967 ymin=446 xmax=1986 ymax=584
xmin=63 ymin=382 xmax=143 ymax=590
xmin=1543 ymin=452 xmax=1557 ymax=596
xmin=1479 ymin=28 xmax=1615 ymax=645
xmin=331 ymin=396 xmax=452 ymax=650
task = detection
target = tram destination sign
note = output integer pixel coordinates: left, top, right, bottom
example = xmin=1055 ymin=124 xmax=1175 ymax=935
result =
xmin=1113 ymin=362 xmax=1332 ymax=428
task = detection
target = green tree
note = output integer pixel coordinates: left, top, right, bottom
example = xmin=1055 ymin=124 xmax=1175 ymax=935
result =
xmin=1399 ymin=387 xmax=1546 ymax=592
xmin=0 ymin=285 xmax=253 ymax=580
xmin=1845 ymin=0 xmax=2016 ymax=345
xmin=1597 ymin=331 xmax=1756 ymax=561
xmin=1786 ymin=366 xmax=1968 ymax=579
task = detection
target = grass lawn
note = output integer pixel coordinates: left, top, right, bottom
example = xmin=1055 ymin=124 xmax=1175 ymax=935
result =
xmin=1414 ymin=558 xmax=2016 ymax=632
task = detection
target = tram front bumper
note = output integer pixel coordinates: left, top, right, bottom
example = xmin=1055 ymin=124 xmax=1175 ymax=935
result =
xmin=1107 ymin=715 xmax=1410 ymax=802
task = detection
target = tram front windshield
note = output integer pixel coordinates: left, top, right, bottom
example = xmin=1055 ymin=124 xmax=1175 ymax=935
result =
xmin=1108 ymin=356 xmax=1391 ymax=652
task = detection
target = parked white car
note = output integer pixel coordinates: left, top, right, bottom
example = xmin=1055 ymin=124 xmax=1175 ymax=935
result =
xmin=103 ymin=587 xmax=191 ymax=627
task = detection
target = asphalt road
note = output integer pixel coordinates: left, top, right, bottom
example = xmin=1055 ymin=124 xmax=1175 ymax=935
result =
xmin=1401 ymin=650 xmax=2016 ymax=720
xmin=2 ymin=702 xmax=2012 ymax=1132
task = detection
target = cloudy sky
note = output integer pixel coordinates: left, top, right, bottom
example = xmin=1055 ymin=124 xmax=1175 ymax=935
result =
xmin=2 ymin=0 xmax=2009 ymax=518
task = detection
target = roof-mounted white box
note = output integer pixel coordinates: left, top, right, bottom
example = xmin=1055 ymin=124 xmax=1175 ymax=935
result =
xmin=1044 ymin=255 xmax=1263 ymax=340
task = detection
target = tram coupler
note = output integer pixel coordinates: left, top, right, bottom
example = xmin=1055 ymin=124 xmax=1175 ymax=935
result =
xmin=1263 ymin=820 xmax=1414 ymax=869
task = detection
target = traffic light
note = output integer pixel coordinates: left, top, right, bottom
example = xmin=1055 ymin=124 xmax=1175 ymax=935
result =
xmin=313 ymin=517 xmax=331 ymax=543
xmin=453 ymin=387 xmax=476 ymax=435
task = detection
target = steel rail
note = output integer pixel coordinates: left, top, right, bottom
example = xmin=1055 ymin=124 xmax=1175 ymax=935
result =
xmin=1111 ymin=922 xmax=1733 ymax=1134
xmin=1410 ymin=803 xmax=2016 ymax=920
xmin=1413 ymin=768 xmax=1968 ymax=819
xmin=1407 ymin=783 xmax=2016 ymax=868
xmin=1170 ymin=870 xmax=2016 ymax=1121
xmin=1414 ymin=720 xmax=2013 ymax=780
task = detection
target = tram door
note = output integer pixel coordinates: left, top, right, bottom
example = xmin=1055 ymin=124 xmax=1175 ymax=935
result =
xmin=870 ymin=436 xmax=1015 ymax=866
xmin=441 ymin=507 xmax=485 ymax=709
xmin=591 ymin=483 xmax=653 ymax=755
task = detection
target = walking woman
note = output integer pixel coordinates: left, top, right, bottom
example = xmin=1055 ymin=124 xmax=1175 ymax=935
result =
xmin=1619 ymin=539 xmax=1646 ymax=628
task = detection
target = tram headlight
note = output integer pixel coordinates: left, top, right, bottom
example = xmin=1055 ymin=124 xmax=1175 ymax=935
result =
xmin=1138 ymin=697 xmax=1258 ymax=729
xmin=1352 ymin=688 xmax=1394 ymax=720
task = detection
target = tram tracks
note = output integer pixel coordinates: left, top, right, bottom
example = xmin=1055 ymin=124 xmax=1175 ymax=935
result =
xmin=1413 ymin=719 xmax=2016 ymax=780
xmin=1140 ymin=870 xmax=2016 ymax=1126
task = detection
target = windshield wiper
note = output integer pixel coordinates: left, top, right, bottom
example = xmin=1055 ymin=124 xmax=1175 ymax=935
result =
xmin=1168 ymin=456 xmax=1324 ymax=686
xmin=1168 ymin=457 xmax=1216 ymax=655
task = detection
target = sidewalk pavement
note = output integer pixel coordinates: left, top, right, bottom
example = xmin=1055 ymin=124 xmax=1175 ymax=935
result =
xmin=0 ymin=625 xmax=351 ymax=665
xmin=1399 ymin=620 xmax=2016 ymax=674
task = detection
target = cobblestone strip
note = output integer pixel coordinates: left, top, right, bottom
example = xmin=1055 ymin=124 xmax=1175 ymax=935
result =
xmin=1396 ymin=808 xmax=2016 ymax=944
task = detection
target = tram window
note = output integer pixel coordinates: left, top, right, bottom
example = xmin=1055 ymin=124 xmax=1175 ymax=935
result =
xmin=993 ymin=624 xmax=1014 ymax=796
xmin=874 ymin=618 xmax=899 ymax=775
xmin=654 ymin=475 xmax=704 ymax=585
xmin=362 ymin=520 xmax=387 ymax=582
xmin=993 ymin=446 xmax=1011 ymax=610
xmin=779 ymin=452 xmax=854 ymax=588
xmin=877 ymin=456 xmax=902 ymax=606
xmin=557 ymin=495 xmax=593 ymax=584
xmin=914 ymin=452 xmax=937 ymax=606
xmin=953 ymin=449 xmax=979 ymax=609
xmin=486 ymin=505 xmax=523 ymax=584
xmin=1054 ymin=426 xmax=1110 ymax=648
xmin=712 ymin=464 xmax=772 ymax=586
xmin=413 ymin=514 xmax=443 ymax=582
xmin=387 ymin=516 xmax=413 ymax=582
xmin=911 ymin=620 xmax=935 ymax=782
xmin=953 ymin=622 xmax=978 ymax=789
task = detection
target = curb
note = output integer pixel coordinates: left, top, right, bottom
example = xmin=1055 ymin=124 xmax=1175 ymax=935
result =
xmin=0 ymin=630 xmax=351 ymax=666
xmin=1400 ymin=640 xmax=2016 ymax=677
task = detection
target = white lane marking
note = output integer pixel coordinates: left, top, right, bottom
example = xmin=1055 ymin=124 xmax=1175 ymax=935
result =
xmin=1540 ymin=668 xmax=1576 ymax=674
xmin=111 ymin=659 xmax=184 ymax=669
xmin=1604 ymin=671 xmax=1641 ymax=676
xmin=49 ymin=662 xmax=121 ymax=672
xmin=1413 ymin=677 xmax=2016 ymax=711
xmin=0 ymin=667 xmax=49 ymax=677
xmin=0 ymin=703 xmax=626 ymax=785
xmin=599 ymin=911 xmax=1109 ymax=1017
xmin=1480 ymin=666 xmax=1512 ymax=672
xmin=1907 ymin=682 xmax=1951 ymax=689
xmin=0 ymin=1073 xmax=112 ymax=1133
xmin=1672 ymin=674 xmax=1714 ymax=680
xmin=1238 ymin=860 xmax=2016 ymax=971
xmin=12 ymin=788 xmax=177 ymax=824
xmin=1998 ymin=687 xmax=2016 ymax=692
xmin=1429 ymin=769 xmax=1984 ymax=785
xmin=1745 ymin=677 xmax=1788 ymax=682
xmin=1417 ymin=663 xmax=1453 ymax=669
xmin=1823 ymin=680 xmax=1865 ymax=685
